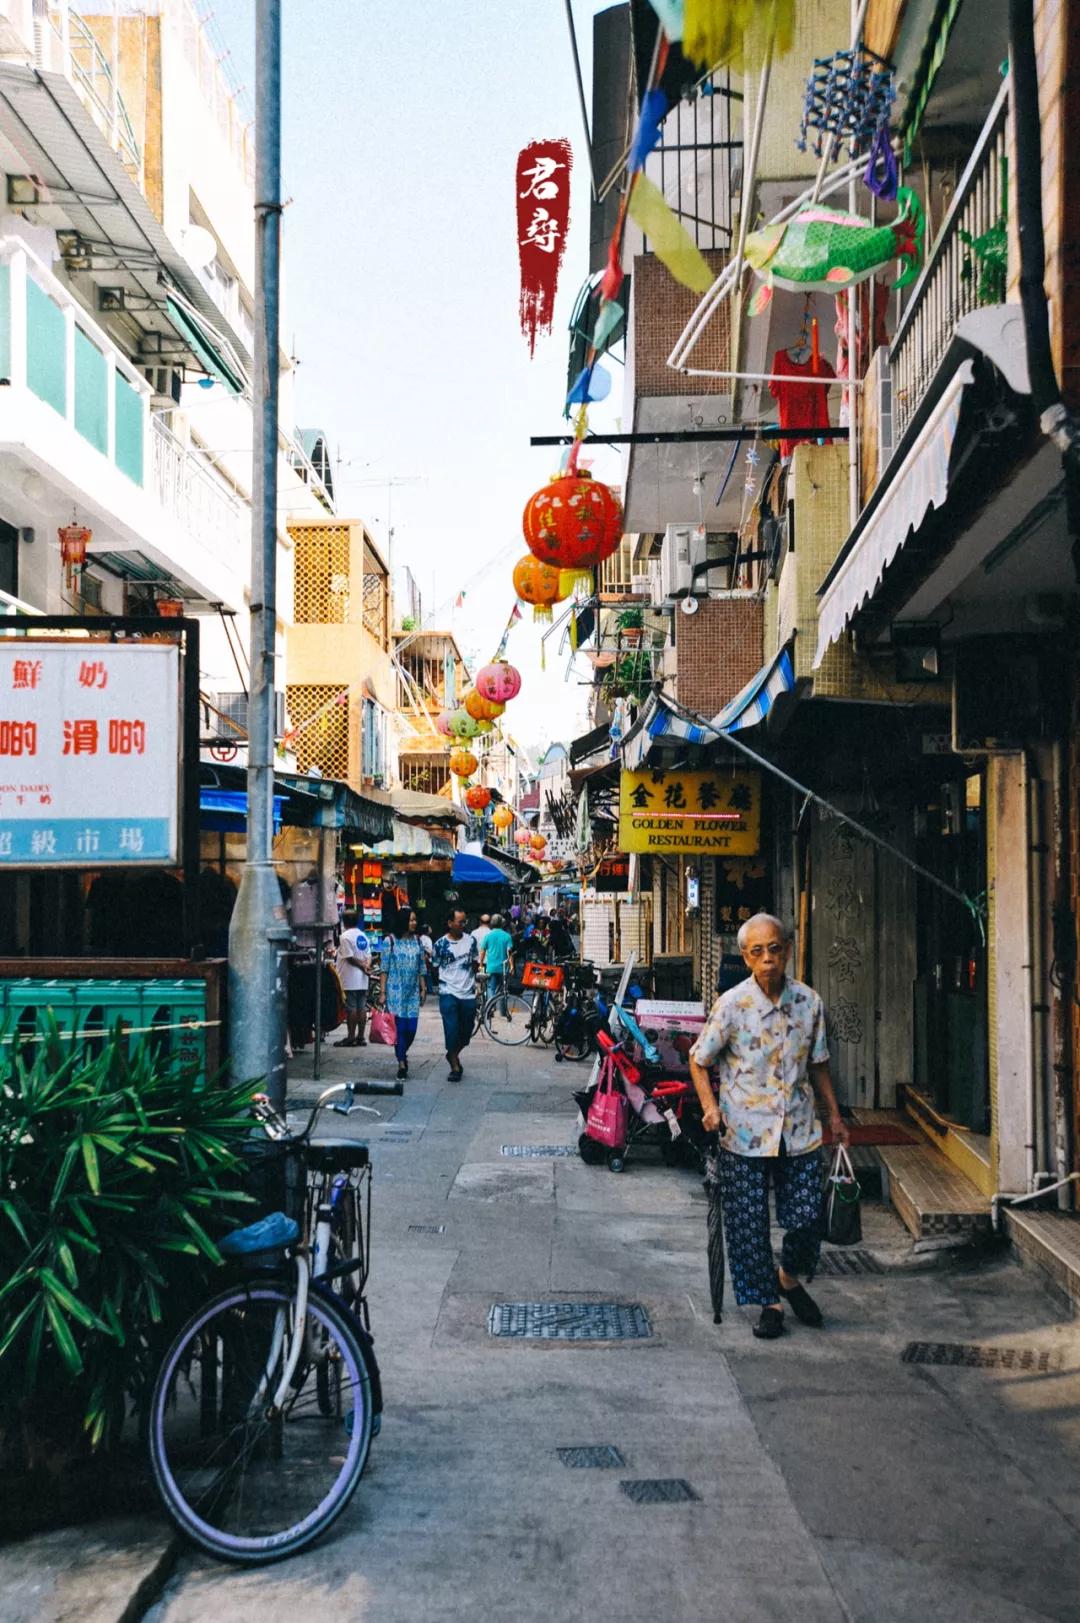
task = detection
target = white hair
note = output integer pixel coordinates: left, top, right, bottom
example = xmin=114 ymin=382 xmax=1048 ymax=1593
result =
xmin=736 ymin=912 xmax=790 ymax=951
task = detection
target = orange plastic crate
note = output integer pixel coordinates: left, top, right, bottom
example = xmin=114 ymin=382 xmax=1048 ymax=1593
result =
xmin=522 ymin=961 xmax=564 ymax=991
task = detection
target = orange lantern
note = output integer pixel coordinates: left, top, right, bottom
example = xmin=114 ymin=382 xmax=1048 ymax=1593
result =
xmin=449 ymin=748 xmax=478 ymax=778
xmin=464 ymin=689 xmax=506 ymax=722
xmin=529 ymin=833 xmax=547 ymax=851
xmin=512 ymin=554 xmax=568 ymax=623
xmin=522 ymin=469 xmax=622 ymax=587
xmin=58 ymin=522 xmax=92 ymax=591
xmin=492 ymin=804 xmax=514 ymax=830
xmin=465 ymin=785 xmax=492 ymax=811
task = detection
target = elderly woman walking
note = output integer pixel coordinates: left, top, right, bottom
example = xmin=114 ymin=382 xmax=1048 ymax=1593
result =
xmin=381 ymin=908 xmax=425 ymax=1081
xmin=688 ymin=912 xmax=849 ymax=1340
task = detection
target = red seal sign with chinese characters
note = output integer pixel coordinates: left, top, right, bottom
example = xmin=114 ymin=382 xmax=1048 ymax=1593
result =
xmin=516 ymin=139 xmax=572 ymax=355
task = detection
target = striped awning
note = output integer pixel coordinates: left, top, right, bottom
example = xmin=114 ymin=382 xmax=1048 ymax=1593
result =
xmin=621 ymin=643 xmax=796 ymax=771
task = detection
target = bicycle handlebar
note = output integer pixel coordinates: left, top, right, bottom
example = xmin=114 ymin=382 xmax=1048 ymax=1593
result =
xmin=251 ymin=1082 xmax=380 ymax=1145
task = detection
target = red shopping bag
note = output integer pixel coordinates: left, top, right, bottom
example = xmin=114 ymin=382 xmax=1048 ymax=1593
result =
xmin=586 ymin=1069 xmax=628 ymax=1150
xmin=368 ymin=1009 xmax=397 ymax=1046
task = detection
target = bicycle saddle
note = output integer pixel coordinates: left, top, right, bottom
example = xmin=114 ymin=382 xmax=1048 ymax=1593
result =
xmin=220 ymin=1211 xmax=300 ymax=1257
xmin=303 ymin=1138 xmax=370 ymax=1173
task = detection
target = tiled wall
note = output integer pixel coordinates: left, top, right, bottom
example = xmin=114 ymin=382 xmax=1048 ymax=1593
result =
xmin=633 ymin=251 xmax=730 ymax=396
xmin=674 ymin=595 xmax=763 ymax=715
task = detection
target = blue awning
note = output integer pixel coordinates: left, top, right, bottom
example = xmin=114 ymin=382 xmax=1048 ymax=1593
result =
xmin=712 ymin=642 xmax=795 ymax=733
xmin=621 ymin=643 xmax=796 ymax=770
xmin=200 ymin=788 xmax=286 ymax=832
xmin=452 ymin=851 xmax=519 ymax=886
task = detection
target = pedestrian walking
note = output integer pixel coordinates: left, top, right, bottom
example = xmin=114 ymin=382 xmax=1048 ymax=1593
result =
xmin=434 ymin=908 xmax=479 ymax=1081
xmin=472 ymin=914 xmax=492 ymax=956
xmin=381 ymin=909 xmax=425 ymax=1080
xmin=419 ymin=926 xmax=437 ymax=998
xmin=334 ymin=909 xmax=371 ymax=1047
xmin=481 ymin=912 xmax=515 ymax=1015
xmin=688 ymin=912 xmax=849 ymax=1340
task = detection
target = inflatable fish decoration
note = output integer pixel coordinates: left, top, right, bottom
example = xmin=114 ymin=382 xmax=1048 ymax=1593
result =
xmin=745 ymin=186 xmax=924 ymax=315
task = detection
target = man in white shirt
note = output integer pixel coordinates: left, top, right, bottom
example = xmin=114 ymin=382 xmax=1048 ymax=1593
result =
xmin=335 ymin=909 xmax=372 ymax=1047
xmin=471 ymin=914 xmax=492 ymax=956
xmin=434 ymin=909 xmax=479 ymax=1080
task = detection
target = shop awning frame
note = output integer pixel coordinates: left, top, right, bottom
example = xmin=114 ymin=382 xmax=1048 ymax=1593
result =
xmin=166 ymin=294 xmax=245 ymax=395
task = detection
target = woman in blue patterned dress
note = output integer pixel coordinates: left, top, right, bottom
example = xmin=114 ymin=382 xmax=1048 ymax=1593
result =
xmin=381 ymin=909 xmax=424 ymax=1080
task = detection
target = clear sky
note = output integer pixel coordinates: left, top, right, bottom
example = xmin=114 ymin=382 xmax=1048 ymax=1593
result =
xmin=208 ymin=0 xmax=624 ymax=760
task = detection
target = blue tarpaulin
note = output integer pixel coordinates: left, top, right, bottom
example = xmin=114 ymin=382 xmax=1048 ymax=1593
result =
xmin=452 ymin=851 xmax=518 ymax=886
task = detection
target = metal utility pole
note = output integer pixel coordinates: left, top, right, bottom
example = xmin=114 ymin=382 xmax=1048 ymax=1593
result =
xmin=228 ymin=0 xmax=289 ymax=1109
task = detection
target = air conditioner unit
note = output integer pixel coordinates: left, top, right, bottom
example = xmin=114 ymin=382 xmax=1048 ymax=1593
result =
xmin=661 ymin=523 xmax=703 ymax=598
xmin=648 ymin=559 xmax=665 ymax=609
xmin=144 ymin=366 xmax=183 ymax=406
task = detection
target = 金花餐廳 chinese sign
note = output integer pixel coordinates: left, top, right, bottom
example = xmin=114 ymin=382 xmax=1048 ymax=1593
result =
xmin=618 ymin=768 xmax=760 ymax=855
xmin=0 ymin=642 xmax=180 ymax=865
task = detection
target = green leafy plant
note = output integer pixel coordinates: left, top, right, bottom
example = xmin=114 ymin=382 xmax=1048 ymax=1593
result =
xmin=603 ymin=650 xmax=653 ymax=700
xmin=400 ymin=615 xmax=417 ymax=631
xmin=0 ymin=1026 xmax=257 ymax=1458
xmin=615 ymin=607 xmax=644 ymax=633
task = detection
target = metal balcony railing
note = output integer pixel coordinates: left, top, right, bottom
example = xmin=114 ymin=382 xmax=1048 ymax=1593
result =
xmin=890 ymin=81 xmax=1010 ymax=444
xmin=150 ymin=415 xmax=246 ymax=555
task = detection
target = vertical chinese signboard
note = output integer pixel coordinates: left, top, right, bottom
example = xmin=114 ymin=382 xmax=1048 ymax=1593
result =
xmin=0 ymin=642 xmax=180 ymax=864
xmin=618 ymin=768 xmax=761 ymax=855
xmin=516 ymin=139 xmax=572 ymax=355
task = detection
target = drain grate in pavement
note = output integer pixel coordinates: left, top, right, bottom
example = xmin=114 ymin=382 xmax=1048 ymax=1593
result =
xmin=408 ymin=1223 xmax=446 ymax=1234
xmin=901 ymin=1341 xmax=1062 ymax=1371
xmin=816 ymin=1249 xmax=885 ymax=1276
xmin=500 ymin=1144 xmax=577 ymax=1158
xmin=620 ymin=1479 xmax=699 ymax=1505
xmin=488 ymin=1301 xmax=653 ymax=1341
xmin=557 ymin=1445 xmax=625 ymax=1469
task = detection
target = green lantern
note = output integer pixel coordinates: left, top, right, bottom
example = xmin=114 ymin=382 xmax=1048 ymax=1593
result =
xmin=449 ymin=708 xmax=481 ymax=739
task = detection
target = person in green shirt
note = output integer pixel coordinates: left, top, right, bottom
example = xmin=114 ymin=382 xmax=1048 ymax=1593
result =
xmin=482 ymin=914 xmax=515 ymax=1016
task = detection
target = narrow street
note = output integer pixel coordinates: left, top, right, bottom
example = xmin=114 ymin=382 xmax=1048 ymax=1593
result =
xmin=120 ymin=1010 xmax=1080 ymax=1623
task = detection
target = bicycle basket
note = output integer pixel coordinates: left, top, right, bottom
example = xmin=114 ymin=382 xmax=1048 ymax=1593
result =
xmin=522 ymin=961 xmax=564 ymax=990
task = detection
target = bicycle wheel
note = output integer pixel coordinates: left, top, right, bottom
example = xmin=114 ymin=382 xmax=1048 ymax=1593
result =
xmin=534 ymin=993 xmax=558 ymax=1046
xmin=150 ymin=1280 xmax=373 ymax=1564
xmin=482 ymin=990 xmax=536 ymax=1046
xmin=554 ymin=1014 xmax=590 ymax=1063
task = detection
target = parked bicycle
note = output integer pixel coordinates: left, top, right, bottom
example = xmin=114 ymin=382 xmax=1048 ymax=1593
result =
xmin=480 ymin=958 xmax=570 ymax=1047
xmin=148 ymin=1082 xmax=382 ymax=1565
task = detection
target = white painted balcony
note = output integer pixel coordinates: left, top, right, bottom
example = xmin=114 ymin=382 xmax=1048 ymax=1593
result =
xmin=0 ymin=234 xmax=247 ymax=608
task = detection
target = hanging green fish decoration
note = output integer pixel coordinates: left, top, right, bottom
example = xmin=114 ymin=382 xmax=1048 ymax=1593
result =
xmin=745 ymin=186 xmax=924 ymax=315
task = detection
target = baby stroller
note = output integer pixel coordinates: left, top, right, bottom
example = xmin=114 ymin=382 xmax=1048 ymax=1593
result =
xmin=573 ymin=1005 xmax=707 ymax=1174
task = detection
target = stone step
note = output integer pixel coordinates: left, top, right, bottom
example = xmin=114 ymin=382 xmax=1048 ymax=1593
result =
xmin=1004 ymin=1208 xmax=1080 ymax=1308
xmin=852 ymin=1109 xmax=991 ymax=1243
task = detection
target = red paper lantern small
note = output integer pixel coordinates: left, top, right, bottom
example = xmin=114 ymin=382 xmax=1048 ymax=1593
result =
xmin=513 ymin=555 xmax=567 ymax=623
xmin=476 ymin=661 xmax=522 ymax=704
xmin=58 ymin=522 xmax=92 ymax=590
xmin=465 ymin=785 xmax=492 ymax=811
xmin=522 ymin=470 xmax=622 ymax=586
xmin=449 ymin=749 xmax=478 ymax=777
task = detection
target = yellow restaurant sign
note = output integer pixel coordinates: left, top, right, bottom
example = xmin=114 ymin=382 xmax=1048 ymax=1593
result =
xmin=618 ymin=768 xmax=761 ymax=855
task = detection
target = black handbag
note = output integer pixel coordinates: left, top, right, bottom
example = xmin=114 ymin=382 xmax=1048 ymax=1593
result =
xmin=822 ymin=1145 xmax=862 ymax=1246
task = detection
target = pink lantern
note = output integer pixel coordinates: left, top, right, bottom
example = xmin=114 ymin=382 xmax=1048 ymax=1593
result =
xmin=514 ymin=829 xmax=532 ymax=847
xmin=435 ymin=710 xmax=455 ymax=737
xmin=476 ymin=660 xmax=522 ymax=704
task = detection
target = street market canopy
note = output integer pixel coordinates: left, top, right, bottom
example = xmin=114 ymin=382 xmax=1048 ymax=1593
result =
xmin=621 ymin=644 xmax=795 ymax=771
xmin=364 ymin=819 xmax=455 ymax=861
xmin=452 ymin=851 xmax=522 ymax=886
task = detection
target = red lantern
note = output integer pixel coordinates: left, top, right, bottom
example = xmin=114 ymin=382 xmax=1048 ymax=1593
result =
xmin=513 ymin=555 xmax=567 ymax=623
xmin=476 ymin=661 xmax=522 ymax=704
xmin=58 ymin=522 xmax=92 ymax=591
xmin=464 ymin=689 xmax=505 ymax=722
xmin=465 ymin=785 xmax=492 ymax=811
xmin=522 ymin=470 xmax=622 ymax=587
xmin=449 ymin=749 xmax=478 ymax=777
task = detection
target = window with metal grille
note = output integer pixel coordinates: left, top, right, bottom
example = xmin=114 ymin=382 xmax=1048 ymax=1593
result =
xmin=399 ymin=753 xmax=450 ymax=793
xmin=213 ymin=691 xmax=286 ymax=737
xmin=285 ymin=684 xmax=350 ymax=780
xmin=292 ymin=524 xmax=351 ymax=624
xmin=362 ymin=571 xmax=387 ymax=643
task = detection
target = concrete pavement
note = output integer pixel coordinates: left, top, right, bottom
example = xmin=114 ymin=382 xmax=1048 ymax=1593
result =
xmin=4 ymin=1002 xmax=1080 ymax=1621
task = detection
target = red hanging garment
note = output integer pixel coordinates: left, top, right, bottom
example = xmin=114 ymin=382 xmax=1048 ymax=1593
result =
xmin=768 ymin=348 xmax=835 ymax=460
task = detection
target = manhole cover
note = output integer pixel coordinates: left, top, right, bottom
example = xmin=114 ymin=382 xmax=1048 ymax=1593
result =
xmin=901 ymin=1342 xmax=1062 ymax=1371
xmin=816 ymin=1249 xmax=885 ymax=1276
xmin=557 ymin=1445 xmax=625 ymax=1469
xmin=408 ymin=1223 xmax=446 ymax=1234
xmin=500 ymin=1144 xmax=577 ymax=1158
xmin=620 ymin=1479 xmax=699 ymax=1505
xmin=487 ymin=1302 xmax=653 ymax=1340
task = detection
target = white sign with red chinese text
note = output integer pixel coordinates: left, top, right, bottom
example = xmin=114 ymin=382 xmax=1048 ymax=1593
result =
xmin=0 ymin=642 xmax=180 ymax=865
